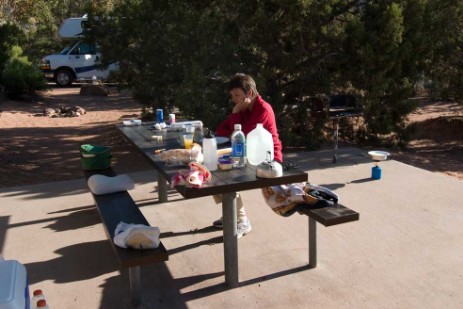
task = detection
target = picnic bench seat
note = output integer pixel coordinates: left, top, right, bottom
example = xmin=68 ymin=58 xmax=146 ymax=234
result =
xmin=83 ymin=167 xmax=168 ymax=307
xmin=298 ymin=203 xmax=359 ymax=268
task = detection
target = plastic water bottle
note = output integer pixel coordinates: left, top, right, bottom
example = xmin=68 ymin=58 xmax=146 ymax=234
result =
xmin=31 ymin=290 xmax=46 ymax=309
xmin=92 ymin=75 xmax=97 ymax=85
xmin=36 ymin=299 xmax=49 ymax=309
xmin=246 ymin=123 xmax=274 ymax=165
xmin=202 ymin=130 xmax=218 ymax=171
xmin=231 ymin=124 xmax=246 ymax=168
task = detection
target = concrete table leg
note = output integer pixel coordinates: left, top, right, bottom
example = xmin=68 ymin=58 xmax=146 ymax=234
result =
xmin=308 ymin=217 xmax=317 ymax=268
xmin=157 ymin=172 xmax=168 ymax=203
xmin=222 ymin=192 xmax=238 ymax=287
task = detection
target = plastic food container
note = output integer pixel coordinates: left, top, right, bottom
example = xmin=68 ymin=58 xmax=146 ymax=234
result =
xmin=218 ymin=156 xmax=234 ymax=170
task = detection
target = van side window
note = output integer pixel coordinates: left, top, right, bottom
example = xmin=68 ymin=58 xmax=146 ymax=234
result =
xmin=70 ymin=47 xmax=80 ymax=55
xmin=77 ymin=43 xmax=96 ymax=55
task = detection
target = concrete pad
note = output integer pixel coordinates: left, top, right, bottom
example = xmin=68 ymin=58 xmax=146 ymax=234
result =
xmin=1 ymin=147 xmax=463 ymax=308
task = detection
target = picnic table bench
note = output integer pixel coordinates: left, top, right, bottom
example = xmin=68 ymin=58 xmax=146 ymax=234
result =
xmin=297 ymin=204 xmax=359 ymax=268
xmin=83 ymin=167 xmax=168 ymax=307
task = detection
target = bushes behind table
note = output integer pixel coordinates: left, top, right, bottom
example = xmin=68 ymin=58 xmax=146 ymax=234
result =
xmin=1 ymin=45 xmax=47 ymax=100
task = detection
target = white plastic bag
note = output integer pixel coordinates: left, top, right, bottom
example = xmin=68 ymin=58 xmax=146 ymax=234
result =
xmin=113 ymin=221 xmax=161 ymax=250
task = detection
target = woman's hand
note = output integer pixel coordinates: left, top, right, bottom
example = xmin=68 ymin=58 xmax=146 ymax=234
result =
xmin=232 ymin=96 xmax=252 ymax=113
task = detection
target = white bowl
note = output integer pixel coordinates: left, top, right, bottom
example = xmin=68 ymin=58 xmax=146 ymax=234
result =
xmin=368 ymin=150 xmax=390 ymax=161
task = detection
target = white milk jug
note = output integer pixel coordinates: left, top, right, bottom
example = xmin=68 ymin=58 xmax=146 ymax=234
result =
xmin=246 ymin=123 xmax=274 ymax=165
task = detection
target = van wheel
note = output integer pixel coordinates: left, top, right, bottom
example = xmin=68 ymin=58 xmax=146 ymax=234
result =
xmin=55 ymin=69 xmax=74 ymax=87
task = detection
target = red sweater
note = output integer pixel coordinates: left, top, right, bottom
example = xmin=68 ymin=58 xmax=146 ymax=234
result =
xmin=215 ymin=95 xmax=283 ymax=162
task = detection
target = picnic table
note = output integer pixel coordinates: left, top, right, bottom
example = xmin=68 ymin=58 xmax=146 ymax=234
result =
xmin=115 ymin=122 xmax=308 ymax=287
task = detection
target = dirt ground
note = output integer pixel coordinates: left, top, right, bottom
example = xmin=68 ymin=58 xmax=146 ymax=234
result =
xmin=391 ymin=99 xmax=463 ymax=180
xmin=0 ymin=86 xmax=152 ymax=187
xmin=0 ymin=87 xmax=462 ymax=188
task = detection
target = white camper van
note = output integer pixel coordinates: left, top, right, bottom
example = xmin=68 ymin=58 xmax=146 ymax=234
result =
xmin=39 ymin=16 xmax=118 ymax=86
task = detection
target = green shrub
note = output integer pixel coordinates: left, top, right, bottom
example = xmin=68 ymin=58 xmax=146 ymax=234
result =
xmin=1 ymin=46 xmax=47 ymax=99
xmin=0 ymin=23 xmax=26 ymax=72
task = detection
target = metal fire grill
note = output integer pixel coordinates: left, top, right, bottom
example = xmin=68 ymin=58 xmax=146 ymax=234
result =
xmin=311 ymin=95 xmax=363 ymax=163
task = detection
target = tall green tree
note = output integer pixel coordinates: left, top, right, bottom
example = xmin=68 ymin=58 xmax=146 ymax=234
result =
xmin=424 ymin=0 xmax=463 ymax=100
xmin=92 ymin=0 xmax=462 ymax=147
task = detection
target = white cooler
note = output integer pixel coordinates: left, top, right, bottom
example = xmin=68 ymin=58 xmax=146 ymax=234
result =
xmin=0 ymin=260 xmax=30 ymax=309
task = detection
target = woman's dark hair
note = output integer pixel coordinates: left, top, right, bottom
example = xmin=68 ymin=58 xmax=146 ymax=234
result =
xmin=227 ymin=73 xmax=258 ymax=97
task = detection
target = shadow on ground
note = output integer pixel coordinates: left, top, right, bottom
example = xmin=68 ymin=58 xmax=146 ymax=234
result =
xmin=0 ymin=124 xmax=154 ymax=187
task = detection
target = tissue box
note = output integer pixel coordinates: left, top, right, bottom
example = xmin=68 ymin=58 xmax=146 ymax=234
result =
xmin=0 ymin=260 xmax=29 ymax=309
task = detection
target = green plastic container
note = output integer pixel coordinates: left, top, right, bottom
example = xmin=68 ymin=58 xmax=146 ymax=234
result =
xmin=80 ymin=144 xmax=112 ymax=170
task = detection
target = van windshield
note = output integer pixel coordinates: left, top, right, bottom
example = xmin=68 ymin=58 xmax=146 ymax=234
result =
xmin=60 ymin=41 xmax=79 ymax=55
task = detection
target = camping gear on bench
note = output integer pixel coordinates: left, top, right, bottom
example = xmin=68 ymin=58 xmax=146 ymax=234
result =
xmin=113 ymin=221 xmax=161 ymax=250
xmin=262 ymin=183 xmax=339 ymax=217
xmin=262 ymin=180 xmax=358 ymax=270
xmin=80 ymin=144 xmax=112 ymax=170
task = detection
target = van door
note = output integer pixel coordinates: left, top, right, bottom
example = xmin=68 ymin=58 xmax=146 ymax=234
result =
xmin=70 ymin=42 xmax=100 ymax=80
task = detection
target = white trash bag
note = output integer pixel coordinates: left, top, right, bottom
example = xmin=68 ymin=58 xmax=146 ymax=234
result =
xmin=113 ymin=221 xmax=161 ymax=250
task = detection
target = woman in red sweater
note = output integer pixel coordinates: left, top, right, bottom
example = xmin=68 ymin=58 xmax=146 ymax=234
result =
xmin=213 ymin=73 xmax=283 ymax=238
xmin=215 ymin=74 xmax=283 ymax=162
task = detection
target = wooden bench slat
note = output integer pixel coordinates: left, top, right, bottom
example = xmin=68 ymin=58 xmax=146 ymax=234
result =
xmin=298 ymin=203 xmax=359 ymax=226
